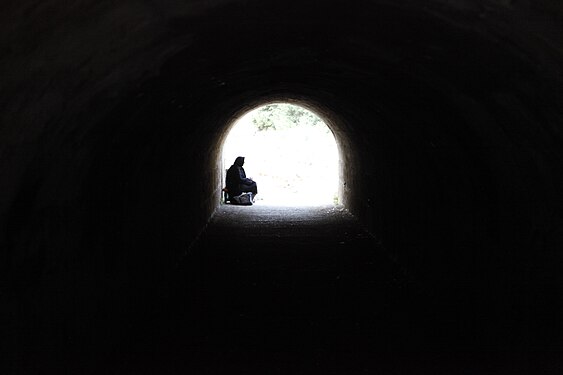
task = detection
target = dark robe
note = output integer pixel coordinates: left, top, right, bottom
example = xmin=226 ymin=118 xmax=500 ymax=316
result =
xmin=226 ymin=156 xmax=258 ymax=197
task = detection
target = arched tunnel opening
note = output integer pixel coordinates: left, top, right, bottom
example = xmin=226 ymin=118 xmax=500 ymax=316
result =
xmin=221 ymin=102 xmax=340 ymax=206
xmin=2 ymin=1 xmax=563 ymax=374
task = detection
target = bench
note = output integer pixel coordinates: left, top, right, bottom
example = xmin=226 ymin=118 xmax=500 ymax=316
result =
xmin=222 ymin=187 xmax=231 ymax=203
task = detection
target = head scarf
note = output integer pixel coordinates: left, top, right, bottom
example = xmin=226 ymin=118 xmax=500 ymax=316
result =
xmin=234 ymin=156 xmax=245 ymax=167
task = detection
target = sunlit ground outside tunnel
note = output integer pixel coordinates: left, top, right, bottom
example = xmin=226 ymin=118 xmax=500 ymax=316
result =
xmin=222 ymin=103 xmax=339 ymax=206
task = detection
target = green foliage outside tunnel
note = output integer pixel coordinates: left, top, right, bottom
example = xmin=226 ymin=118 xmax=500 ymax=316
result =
xmin=252 ymin=103 xmax=326 ymax=132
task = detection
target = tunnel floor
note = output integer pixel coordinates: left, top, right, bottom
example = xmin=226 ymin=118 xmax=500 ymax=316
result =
xmin=111 ymin=204 xmax=529 ymax=375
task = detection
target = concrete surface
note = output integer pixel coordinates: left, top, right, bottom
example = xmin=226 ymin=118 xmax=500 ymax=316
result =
xmin=105 ymin=204 xmax=532 ymax=374
xmin=3 ymin=1 xmax=563 ymax=374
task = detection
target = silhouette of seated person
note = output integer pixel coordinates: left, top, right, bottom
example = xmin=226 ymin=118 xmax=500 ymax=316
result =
xmin=226 ymin=156 xmax=258 ymax=200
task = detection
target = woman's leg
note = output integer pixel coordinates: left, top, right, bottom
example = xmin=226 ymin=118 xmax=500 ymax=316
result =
xmin=240 ymin=182 xmax=257 ymax=195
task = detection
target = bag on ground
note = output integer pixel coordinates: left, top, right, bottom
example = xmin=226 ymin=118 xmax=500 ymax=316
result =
xmin=231 ymin=192 xmax=253 ymax=205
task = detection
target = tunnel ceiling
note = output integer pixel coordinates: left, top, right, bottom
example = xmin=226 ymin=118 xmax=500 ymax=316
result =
xmin=2 ymin=0 xmax=563 ymax=145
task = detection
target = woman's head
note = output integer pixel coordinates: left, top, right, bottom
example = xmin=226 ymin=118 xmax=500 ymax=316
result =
xmin=234 ymin=156 xmax=245 ymax=166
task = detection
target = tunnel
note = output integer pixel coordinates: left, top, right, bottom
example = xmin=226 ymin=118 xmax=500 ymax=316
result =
xmin=2 ymin=1 xmax=563 ymax=373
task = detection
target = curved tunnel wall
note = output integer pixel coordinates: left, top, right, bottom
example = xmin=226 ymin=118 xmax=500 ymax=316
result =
xmin=2 ymin=0 xmax=563 ymax=366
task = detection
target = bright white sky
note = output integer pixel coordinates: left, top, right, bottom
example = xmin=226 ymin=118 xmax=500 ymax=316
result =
xmin=222 ymin=104 xmax=339 ymax=206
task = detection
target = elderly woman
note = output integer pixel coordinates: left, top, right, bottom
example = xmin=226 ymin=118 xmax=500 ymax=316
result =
xmin=226 ymin=156 xmax=258 ymax=199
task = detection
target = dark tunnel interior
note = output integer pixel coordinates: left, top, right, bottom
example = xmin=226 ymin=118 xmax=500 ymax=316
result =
xmin=2 ymin=0 xmax=563 ymax=373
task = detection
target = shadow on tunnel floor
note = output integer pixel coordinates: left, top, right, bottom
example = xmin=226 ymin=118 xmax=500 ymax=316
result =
xmin=92 ymin=204 xmax=542 ymax=375
xmin=14 ymin=206 xmax=558 ymax=374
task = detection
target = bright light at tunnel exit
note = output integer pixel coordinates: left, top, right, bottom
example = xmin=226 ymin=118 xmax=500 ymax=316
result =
xmin=222 ymin=103 xmax=339 ymax=206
